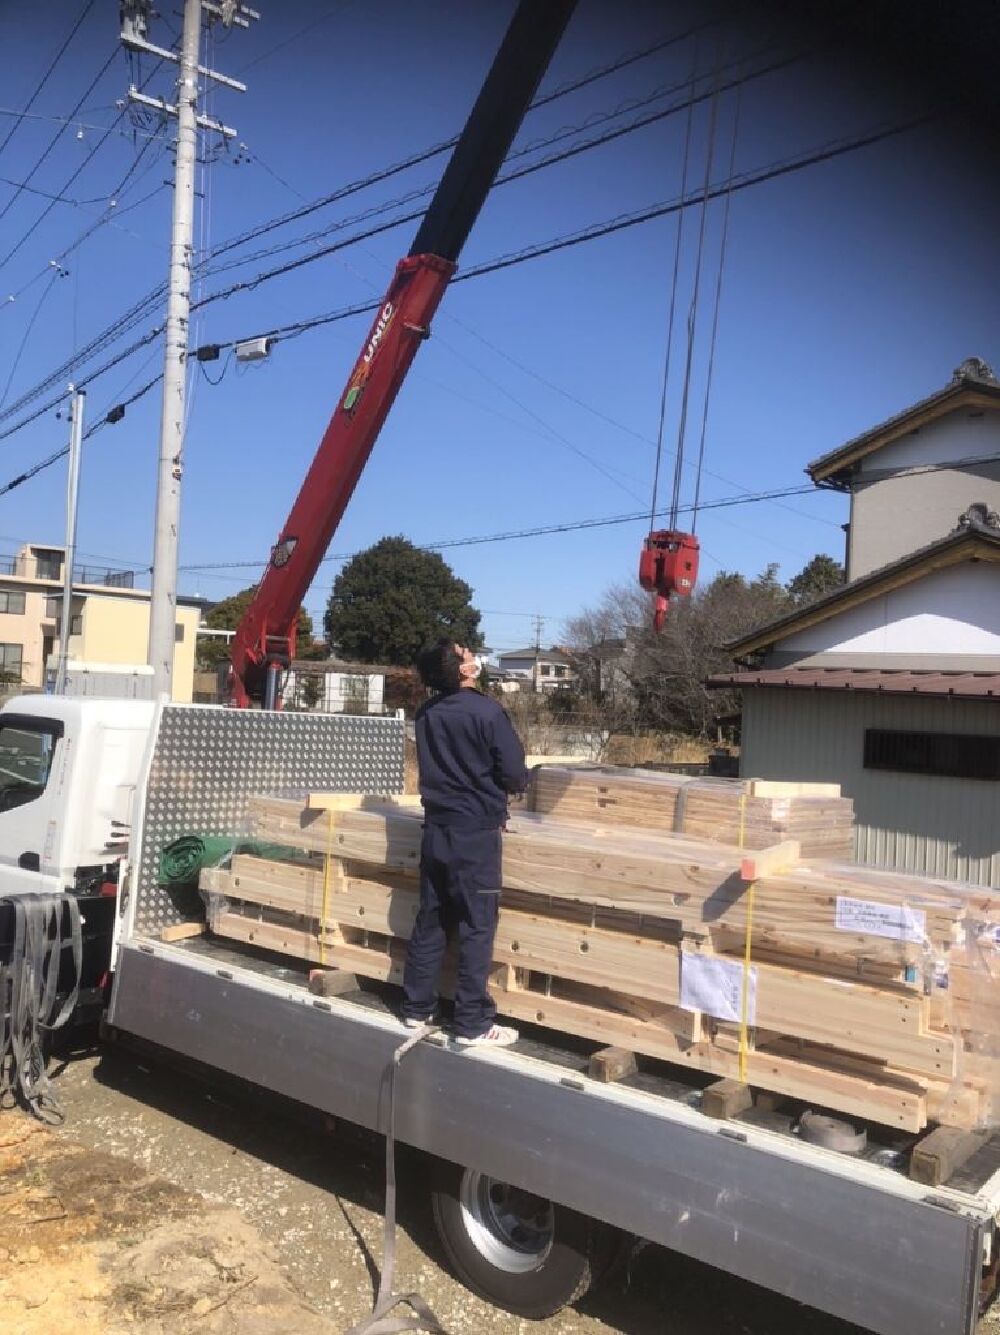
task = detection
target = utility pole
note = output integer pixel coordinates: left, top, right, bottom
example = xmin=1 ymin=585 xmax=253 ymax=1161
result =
xmin=55 ymin=388 xmax=85 ymax=695
xmin=533 ymin=614 xmax=544 ymax=694
xmin=120 ymin=0 xmax=257 ymax=698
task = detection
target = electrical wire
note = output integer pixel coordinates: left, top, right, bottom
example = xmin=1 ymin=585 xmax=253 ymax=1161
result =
xmin=0 ymin=58 xmax=165 ymax=274
xmin=209 ymin=18 xmax=740 ymax=267
xmin=0 ymin=48 xmax=118 ymax=227
xmin=203 ymin=45 xmax=799 ymax=289
xmin=0 ymin=0 xmax=98 ymax=165
xmin=0 ymin=270 xmax=62 ymax=412
xmin=0 ymin=371 xmax=163 ymax=497
xmin=668 ymin=42 xmax=726 ymax=529
xmin=0 ymin=32 xmax=785 ymax=424
xmin=0 ymin=110 xmax=932 ymax=449
xmin=692 ymin=83 xmax=743 ymax=530
xmin=649 ymin=41 xmax=700 ymax=530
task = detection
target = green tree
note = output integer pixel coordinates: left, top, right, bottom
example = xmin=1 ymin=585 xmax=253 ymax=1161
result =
xmin=786 ymin=553 xmax=845 ymax=606
xmin=196 ymin=586 xmax=319 ymax=669
xmin=324 ymin=536 xmax=482 ymax=665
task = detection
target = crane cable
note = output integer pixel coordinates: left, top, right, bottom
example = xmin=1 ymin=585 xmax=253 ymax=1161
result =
xmin=691 ymin=82 xmax=743 ymax=532
xmin=667 ymin=42 xmax=726 ymax=530
xmin=648 ymin=42 xmax=700 ymax=531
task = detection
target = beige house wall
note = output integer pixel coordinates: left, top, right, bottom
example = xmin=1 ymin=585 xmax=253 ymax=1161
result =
xmin=0 ymin=587 xmax=51 ymax=688
xmin=75 ymin=599 xmax=199 ymax=702
xmin=0 ymin=539 xmax=200 ymax=702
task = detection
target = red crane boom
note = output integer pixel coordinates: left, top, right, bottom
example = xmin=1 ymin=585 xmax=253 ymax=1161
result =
xmin=229 ymin=1 xmax=576 ymax=707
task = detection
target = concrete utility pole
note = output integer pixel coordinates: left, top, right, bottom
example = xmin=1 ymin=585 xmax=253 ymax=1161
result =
xmin=533 ymin=614 xmax=544 ymax=694
xmin=121 ymin=0 xmax=257 ymax=698
xmin=55 ymin=388 xmax=85 ymax=695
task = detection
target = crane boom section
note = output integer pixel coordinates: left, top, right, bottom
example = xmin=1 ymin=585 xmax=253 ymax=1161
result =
xmin=229 ymin=0 xmax=576 ymax=705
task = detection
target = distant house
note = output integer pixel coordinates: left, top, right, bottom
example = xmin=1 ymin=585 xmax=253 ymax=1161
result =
xmin=0 ymin=541 xmax=202 ymax=703
xmin=496 ymin=646 xmax=577 ymax=691
xmin=710 ymin=359 xmax=1000 ymax=887
xmin=282 ymin=658 xmax=389 ymax=714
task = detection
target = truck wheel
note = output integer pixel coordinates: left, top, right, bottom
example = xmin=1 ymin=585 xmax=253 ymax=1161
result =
xmin=429 ymin=1160 xmax=599 ymax=1318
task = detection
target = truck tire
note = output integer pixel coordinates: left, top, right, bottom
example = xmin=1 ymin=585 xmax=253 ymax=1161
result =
xmin=429 ymin=1160 xmax=603 ymax=1318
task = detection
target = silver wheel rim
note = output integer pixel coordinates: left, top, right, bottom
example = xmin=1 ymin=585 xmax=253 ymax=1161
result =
xmin=458 ymin=1170 xmax=555 ymax=1273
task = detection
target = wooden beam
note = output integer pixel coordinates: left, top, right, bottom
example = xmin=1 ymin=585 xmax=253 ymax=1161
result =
xmin=909 ymin=1127 xmax=990 ymax=1187
xmin=160 ymin=921 xmax=206 ymax=943
xmin=308 ymin=968 xmax=359 ymax=998
xmin=307 ymin=792 xmax=422 ymax=811
xmin=702 ymin=1078 xmax=753 ymax=1121
xmin=739 ymin=840 xmax=801 ymax=881
xmin=588 ymin=1046 xmax=638 ymax=1084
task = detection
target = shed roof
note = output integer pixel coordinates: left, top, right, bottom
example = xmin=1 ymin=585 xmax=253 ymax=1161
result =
xmin=807 ymin=358 xmax=1000 ymax=487
xmin=726 ymin=520 xmax=1000 ymax=659
xmin=708 ymin=666 xmax=1000 ymax=701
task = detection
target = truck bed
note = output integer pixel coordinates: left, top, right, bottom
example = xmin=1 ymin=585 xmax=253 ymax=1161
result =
xmin=109 ymin=929 xmax=1000 ymax=1335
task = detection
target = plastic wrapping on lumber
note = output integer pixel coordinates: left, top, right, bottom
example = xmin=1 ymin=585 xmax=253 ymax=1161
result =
xmin=226 ymin=787 xmax=1000 ymax=1132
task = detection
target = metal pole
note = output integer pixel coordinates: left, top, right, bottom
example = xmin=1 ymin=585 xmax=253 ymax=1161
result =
xmin=147 ymin=0 xmax=201 ymax=699
xmin=55 ymin=388 xmax=85 ymax=695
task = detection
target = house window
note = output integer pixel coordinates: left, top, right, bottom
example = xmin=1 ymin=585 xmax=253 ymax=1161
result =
xmin=0 ymin=643 xmax=23 ymax=682
xmin=70 ymin=615 xmax=82 ymax=636
xmin=45 ymin=596 xmax=59 ymax=620
xmin=175 ymin=623 xmax=185 ymax=643
xmin=34 ymin=551 xmax=62 ymax=581
xmin=863 ymin=729 xmax=1000 ymax=781
xmin=539 ymin=664 xmax=551 ymax=677
xmin=0 ymin=590 xmax=25 ymax=615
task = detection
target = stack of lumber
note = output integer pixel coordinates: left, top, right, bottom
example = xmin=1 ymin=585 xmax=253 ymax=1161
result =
xmin=530 ymin=766 xmax=855 ymax=860
xmin=196 ymin=787 xmax=1000 ymax=1137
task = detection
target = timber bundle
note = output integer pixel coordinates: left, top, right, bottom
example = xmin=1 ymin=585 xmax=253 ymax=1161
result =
xmin=198 ymin=766 xmax=1000 ymax=1135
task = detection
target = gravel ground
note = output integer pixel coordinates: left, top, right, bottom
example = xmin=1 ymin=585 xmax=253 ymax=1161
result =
xmin=11 ymin=1040 xmax=993 ymax=1335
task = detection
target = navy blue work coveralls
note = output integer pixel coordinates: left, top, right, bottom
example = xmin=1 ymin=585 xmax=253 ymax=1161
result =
xmin=401 ymin=687 xmax=528 ymax=1038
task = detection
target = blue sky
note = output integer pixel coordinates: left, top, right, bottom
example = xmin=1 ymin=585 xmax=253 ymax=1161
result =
xmin=0 ymin=1 xmax=996 ymax=658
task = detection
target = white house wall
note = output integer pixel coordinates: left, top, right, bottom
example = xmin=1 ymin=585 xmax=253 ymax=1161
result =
xmin=857 ymin=409 xmax=1000 ymax=474
xmin=849 ymin=411 xmax=1000 ymax=577
xmin=778 ymin=562 xmax=1000 ymax=659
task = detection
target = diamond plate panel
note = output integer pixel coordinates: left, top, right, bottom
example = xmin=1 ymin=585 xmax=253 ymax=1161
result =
xmin=134 ymin=705 xmax=404 ymax=933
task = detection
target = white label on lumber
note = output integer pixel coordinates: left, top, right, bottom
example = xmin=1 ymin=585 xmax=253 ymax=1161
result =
xmin=680 ymin=953 xmax=756 ymax=1025
xmin=835 ymin=896 xmax=926 ymax=943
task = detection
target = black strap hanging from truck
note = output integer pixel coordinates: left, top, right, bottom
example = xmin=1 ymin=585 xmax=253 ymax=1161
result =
xmin=0 ymin=892 xmax=82 ymax=1124
xmin=346 ymin=1025 xmax=452 ymax=1335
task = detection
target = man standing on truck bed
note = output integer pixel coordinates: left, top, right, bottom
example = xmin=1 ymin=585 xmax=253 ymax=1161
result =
xmin=401 ymin=639 xmax=528 ymax=1047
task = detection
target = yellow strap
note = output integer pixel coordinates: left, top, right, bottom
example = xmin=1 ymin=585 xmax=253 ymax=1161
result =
xmin=320 ymin=809 xmax=335 ymax=967
xmin=738 ymin=879 xmax=756 ymax=1084
xmin=737 ymin=793 xmax=754 ymax=1085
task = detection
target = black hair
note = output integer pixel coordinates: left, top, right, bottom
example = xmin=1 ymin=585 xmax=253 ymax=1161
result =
xmin=416 ymin=638 xmax=463 ymax=693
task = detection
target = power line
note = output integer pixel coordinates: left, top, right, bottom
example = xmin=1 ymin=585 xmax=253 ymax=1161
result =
xmin=0 ymin=24 xmax=753 ymax=426
xmin=0 ymin=0 xmax=98 ymax=164
xmin=0 ymin=371 xmax=162 ymax=497
xmin=0 ymin=109 xmax=930 ymax=450
xmin=0 ymin=57 xmax=165 ymax=275
xmin=0 ymin=48 xmax=118 ymax=227
xmin=0 ymin=270 xmax=63 ymax=412
xmin=207 ymin=17 xmax=736 ymax=269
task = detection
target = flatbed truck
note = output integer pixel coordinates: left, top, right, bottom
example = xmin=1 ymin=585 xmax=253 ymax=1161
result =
xmin=2 ymin=692 xmax=999 ymax=1334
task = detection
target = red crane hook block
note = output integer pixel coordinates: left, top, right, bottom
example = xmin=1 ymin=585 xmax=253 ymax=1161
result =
xmin=638 ymin=530 xmax=700 ymax=632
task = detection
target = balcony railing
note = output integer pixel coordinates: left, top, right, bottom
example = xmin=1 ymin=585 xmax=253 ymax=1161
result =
xmin=0 ymin=553 xmax=136 ymax=587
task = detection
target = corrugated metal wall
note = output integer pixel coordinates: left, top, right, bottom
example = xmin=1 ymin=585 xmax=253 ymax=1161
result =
xmin=741 ymin=688 xmax=1000 ymax=886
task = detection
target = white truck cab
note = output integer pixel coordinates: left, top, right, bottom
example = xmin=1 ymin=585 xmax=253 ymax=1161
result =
xmin=0 ymin=695 xmax=153 ymax=898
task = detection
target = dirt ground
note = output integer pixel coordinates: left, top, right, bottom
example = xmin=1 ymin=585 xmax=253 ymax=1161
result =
xmin=2 ymin=1043 xmax=998 ymax=1335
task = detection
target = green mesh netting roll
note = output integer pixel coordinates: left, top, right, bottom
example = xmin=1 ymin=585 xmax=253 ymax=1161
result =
xmin=158 ymin=836 xmax=300 ymax=888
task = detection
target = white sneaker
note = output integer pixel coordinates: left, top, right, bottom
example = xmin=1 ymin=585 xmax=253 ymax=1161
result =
xmin=402 ymin=1016 xmax=434 ymax=1030
xmin=453 ymin=1024 xmax=519 ymax=1049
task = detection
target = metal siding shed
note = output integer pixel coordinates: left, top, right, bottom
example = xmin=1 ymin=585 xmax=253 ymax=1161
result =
xmin=740 ymin=687 xmax=1000 ymax=886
